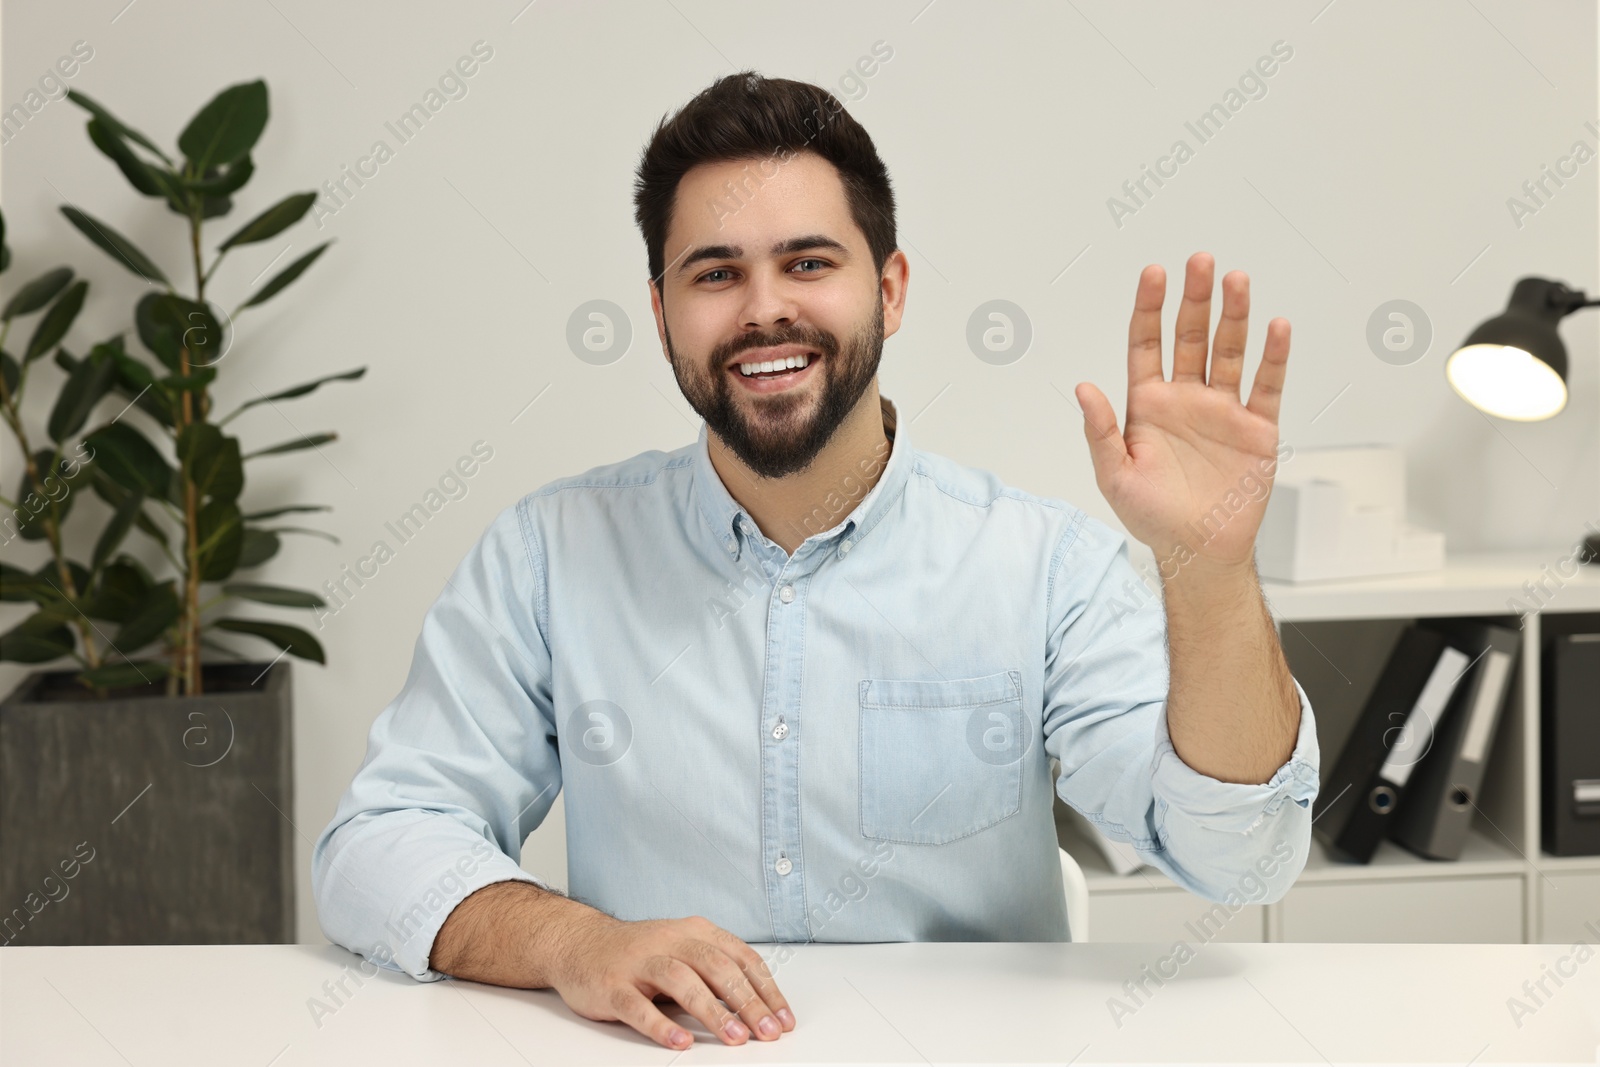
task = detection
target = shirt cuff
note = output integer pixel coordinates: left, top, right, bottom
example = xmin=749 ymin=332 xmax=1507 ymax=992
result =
xmin=376 ymin=856 xmax=554 ymax=982
xmin=1151 ymin=674 xmax=1321 ymax=840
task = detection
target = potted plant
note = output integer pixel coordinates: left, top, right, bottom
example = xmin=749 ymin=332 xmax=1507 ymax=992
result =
xmin=0 ymin=80 xmax=363 ymax=946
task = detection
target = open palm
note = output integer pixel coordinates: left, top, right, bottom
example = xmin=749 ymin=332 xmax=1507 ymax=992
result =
xmin=1075 ymin=253 xmax=1290 ymax=573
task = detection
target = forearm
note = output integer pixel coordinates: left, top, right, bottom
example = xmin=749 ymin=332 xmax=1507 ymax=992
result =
xmin=430 ymin=880 xmax=617 ymax=988
xmin=1160 ymin=558 xmax=1299 ymax=784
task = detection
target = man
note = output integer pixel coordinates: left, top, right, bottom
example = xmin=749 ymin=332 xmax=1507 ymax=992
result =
xmin=313 ymin=71 xmax=1320 ymax=1052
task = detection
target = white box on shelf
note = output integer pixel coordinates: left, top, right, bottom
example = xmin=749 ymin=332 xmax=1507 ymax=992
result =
xmin=1257 ymin=445 xmax=1444 ymax=583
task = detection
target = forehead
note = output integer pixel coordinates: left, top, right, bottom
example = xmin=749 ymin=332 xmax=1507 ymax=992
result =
xmin=665 ymin=151 xmax=861 ymax=268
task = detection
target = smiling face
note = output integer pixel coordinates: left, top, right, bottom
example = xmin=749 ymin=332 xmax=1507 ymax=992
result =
xmin=650 ymin=150 xmax=901 ymax=479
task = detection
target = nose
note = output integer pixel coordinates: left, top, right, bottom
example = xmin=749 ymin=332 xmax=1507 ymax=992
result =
xmin=738 ymin=265 xmax=800 ymax=334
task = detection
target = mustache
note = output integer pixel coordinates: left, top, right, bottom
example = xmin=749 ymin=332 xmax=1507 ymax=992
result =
xmin=716 ymin=330 xmax=837 ymax=364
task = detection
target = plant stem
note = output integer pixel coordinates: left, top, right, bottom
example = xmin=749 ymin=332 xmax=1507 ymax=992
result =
xmin=0 ymin=348 xmax=102 ymax=671
xmin=180 ymin=204 xmax=208 ymax=696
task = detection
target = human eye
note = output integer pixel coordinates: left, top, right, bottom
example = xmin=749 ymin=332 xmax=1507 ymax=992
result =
xmin=695 ymin=267 xmax=735 ymax=284
xmin=791 ymin=257 xmax=830 ymax=274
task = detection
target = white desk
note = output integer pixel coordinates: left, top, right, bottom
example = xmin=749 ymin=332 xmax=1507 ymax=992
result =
xmin=3 ymin=941 xmax=1597 ymax=1064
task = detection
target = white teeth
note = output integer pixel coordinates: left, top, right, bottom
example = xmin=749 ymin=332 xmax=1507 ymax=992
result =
xmin=737 ymin=352 xmax=813 ymax=376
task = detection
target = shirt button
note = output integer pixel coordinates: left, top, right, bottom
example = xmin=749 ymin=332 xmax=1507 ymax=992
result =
xmin=839 ymin=540 xmax=852 ymax=555
xmin=779 ymin=584 xmax=795 ymax=603
xmin=772 ymin=720 xmax=789 ymax=740
xmin=775 ymin=857 xmax=793 ymax=876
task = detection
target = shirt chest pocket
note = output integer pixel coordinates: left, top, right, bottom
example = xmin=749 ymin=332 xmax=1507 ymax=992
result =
xmin=858 ymin=668 xmax=1027 ymax=845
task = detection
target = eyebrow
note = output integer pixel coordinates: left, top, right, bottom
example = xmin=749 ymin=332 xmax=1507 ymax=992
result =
xmin=673 ymin=234 xmax=851 ymax=278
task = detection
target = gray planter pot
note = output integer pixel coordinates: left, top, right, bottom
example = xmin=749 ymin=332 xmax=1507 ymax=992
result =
xmin=0 ymin=661 xmax=293 ymax=946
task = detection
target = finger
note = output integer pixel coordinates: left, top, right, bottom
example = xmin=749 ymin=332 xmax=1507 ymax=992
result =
xmin=1171 ymin=252 xmax=1214 ymax=383
xmin=1209 ymin=269 xmax=1250 ymax=397
xmin=1127 ymin=264 xmax=1166 ymax=387
xmin=613 ymin=987 xmax=695 ymax=1051
xmin=707 ymin=928 xmax=795 ymax=1031
xmin=647 ymin=954 xmax=750 ymax=1045
xmin=1074 ymin=382 xmax=1128 ymax=482
xmin=684 ymin=938 xmax=782 ymax=1041
xmin=697 ymin=927 xmax=796 ymax=1036
xmin=1245 ymin=317 xmax=1292 ymax=424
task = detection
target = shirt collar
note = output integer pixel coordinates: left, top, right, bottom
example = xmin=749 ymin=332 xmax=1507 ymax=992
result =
xmin=692 ymin=395 xmax=911 ymax=560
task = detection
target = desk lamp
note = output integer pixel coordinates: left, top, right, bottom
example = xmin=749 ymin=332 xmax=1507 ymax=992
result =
xmin=1447 ymin=276 xmax=1600 ymax=563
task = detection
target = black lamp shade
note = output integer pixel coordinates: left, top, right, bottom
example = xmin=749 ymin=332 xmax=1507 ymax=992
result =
xmin=1447 ymin=277 xmax=1572 ymax=420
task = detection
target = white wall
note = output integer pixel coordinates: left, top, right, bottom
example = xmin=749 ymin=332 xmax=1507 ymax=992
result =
xmin=2 ymin=0 xmax=1595 ymax=946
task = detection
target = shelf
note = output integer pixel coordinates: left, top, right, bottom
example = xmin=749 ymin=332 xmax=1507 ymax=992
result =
xmin=1294 ymin=827 xmax=1526 ymax=882
xmin=1062 ymin=815 xmax=1529 ymax=893
xmin=1534 ymin=850 xmax=1600 ymax=872
xmin=1260 ymin=551 xmax=1600 ymax=622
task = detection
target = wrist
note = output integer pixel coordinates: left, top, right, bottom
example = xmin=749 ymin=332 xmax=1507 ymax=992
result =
xmin=540 ymin=894 xmax=620 ymax=985
xmin=1159 ymin=551 xmax=1257 ymax=592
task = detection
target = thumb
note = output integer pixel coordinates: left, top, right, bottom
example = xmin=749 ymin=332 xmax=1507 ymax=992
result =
xmin=1074 ymin=382 xmax=1127 ymax=475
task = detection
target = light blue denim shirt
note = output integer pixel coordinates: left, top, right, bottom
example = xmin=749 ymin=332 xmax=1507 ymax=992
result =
xmin=313 ymin=396 xmax=1321 ymax=981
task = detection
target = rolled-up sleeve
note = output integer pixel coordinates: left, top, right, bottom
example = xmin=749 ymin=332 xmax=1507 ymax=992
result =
xmin=311 ymin=495 xmax=563 ymax=981
xmin=1041 ymin=510 xmax=1320 ymax=904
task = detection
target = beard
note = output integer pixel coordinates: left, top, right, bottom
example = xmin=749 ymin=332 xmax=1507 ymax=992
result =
xmin=666 ymin=298 xmax=884 ymax=479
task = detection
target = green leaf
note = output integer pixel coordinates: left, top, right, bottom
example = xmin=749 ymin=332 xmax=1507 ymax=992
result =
xmin=186 ymin=155 xmax=254 ymax=195
xmin=197 ymin=193 xmax=234 ymax=219
xmin=227 ymin=366 xmax=362 ymax=422
xmin=86 ymin=118 xmax=171 ymax=198
xmin=243 ymin=432 xmax=336 ymax=459
xmin=1 ymin=560 xmax=46 ymax=602
xmin=84 ymin=422 xmax=173 ymax=497
xmin=241 ymin=504 xmax=328 ymax=521
xmin=221 ymin=582 xmax=326 ymax=609
xmin=24 ymin=280 xmax=88 ymax=362
xmin=13 ymin=449 xmax=79 ymax=541
xmin=66 ymin=89 xmax=174 ymax=165
xmin=218 ymin=192 xmax=317 ymax=251
xmin=48 ymin=343 xmax=118 ymax=442
xmin=2 ymin=266 xmax=73 ymax=320
xmin=0 ymin=612 xmax=76 ymax=663
xmin=260 ymin=524 xmax=339 ymax=544
xmin=1 ymin=350 xmax=18 ymax=397
xmin=136 ymin=292 xmax=224 ymax=372
xmin=237 ymin=241 xmax=331 ymax=311
xmin=88 ymin=473 xmax=169 ymax=552
xmin=92 ymin=487 xmax=145 ymax=573
xmin=60 ymin=206 xmax=168 ymax=284
xmin=161 ymin=367 xmax=217 ymax=391
xmin=178 ymin=80 xmax=268 ymax=174
xmin=76 ymin=660 xmax=169 ymax=689
xmin=212 ymin=617 xmax=324 ymax=664
xmin=114 ymin=580 xmax=180 ymax=653
xmin=179 ymin=422 xmax=243 ymax=502
xmin=31 ymin=560 xmax=92 ymax=611
xmin=236 ymin=528 xmax=281 ymax=568
xmin=86 ymin=557 xmax=154 ymax=623
xmin=106 ymin=344 xmax=174 ymax=427
xmin=197 ymin=499 xmax=243 ymax=581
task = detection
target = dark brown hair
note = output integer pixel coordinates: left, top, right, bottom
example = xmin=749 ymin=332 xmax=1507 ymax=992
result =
xmin=633 ymin=71 xmax=897 ymax=292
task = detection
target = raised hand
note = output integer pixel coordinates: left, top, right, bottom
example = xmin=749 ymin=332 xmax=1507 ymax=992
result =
xmin=1074 ymin=252 xmax=1289 ymax=574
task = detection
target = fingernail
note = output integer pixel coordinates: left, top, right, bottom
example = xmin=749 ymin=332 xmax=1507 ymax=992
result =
xmin=669 ymin=1028 xmax=690 ymax=1048
xmin=758 ymin=1015 xmax=779 ymax=1037
xmin=778 ymin=1008 xmax=796 ymax=1028
xmin=724 ymin=1019 xmax=749 ymax=1041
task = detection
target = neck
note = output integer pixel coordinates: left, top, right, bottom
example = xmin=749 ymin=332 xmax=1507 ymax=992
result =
xmin=708 ymin=383 xmax=893 ymax=555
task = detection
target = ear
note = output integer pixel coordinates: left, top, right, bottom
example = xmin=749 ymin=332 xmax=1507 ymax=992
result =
xmin=879 ymin=249 xmax=910 ymax=341
xmin=648 ymin=277 xmax=669 ymax=362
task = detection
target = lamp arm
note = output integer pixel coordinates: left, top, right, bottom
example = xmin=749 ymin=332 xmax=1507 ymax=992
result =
xmin=1542 ymin=282 xmax=1600 ymax=314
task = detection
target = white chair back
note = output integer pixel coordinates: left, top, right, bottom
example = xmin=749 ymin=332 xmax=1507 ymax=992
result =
xmin=1059 ymin=847 xmax=1089 ymax=942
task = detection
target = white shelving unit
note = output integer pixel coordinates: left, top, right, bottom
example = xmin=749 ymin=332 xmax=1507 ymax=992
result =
xmin=1056 ymin=551 xmax=1600 ymax=945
